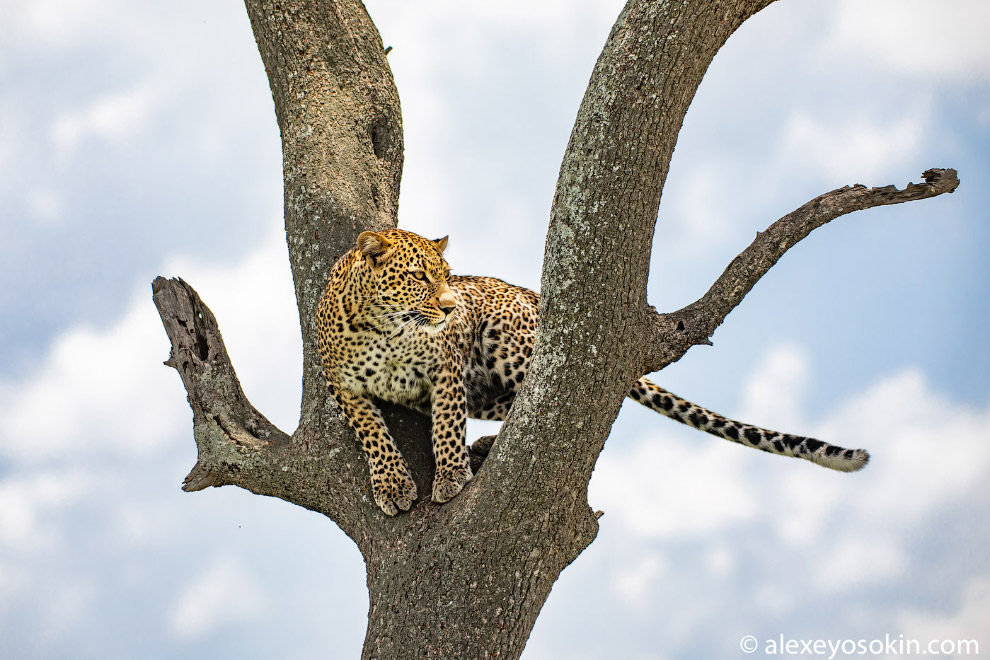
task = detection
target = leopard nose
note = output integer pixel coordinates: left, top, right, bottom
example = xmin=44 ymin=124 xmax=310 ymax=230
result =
xmin=438 ymin=289 xmax=456 ymax=316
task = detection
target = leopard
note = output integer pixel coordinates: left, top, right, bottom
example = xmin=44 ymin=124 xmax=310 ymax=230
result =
xmin=315 ymin=228 xmax=869 ymax=515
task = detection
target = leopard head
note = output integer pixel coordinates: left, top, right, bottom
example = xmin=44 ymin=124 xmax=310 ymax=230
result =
xmin=355 ymin=228 xmax=456 ymax=328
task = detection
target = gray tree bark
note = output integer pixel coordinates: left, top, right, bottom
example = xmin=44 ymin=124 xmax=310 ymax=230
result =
xmin=152 ymin=0 xmax=959 ymax=657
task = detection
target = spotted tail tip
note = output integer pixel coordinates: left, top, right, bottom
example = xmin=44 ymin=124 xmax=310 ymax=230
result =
xmin=814 ymin=447 xmax=870 ymax=472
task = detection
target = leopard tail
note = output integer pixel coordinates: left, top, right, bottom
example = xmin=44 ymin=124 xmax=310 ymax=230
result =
xmin=629 ymin=377 xmax=869 ymax=472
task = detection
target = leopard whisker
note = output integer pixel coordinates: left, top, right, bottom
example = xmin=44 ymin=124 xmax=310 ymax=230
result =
xmin=389 ymin=316 xmax=418 ymax=338
xmin=370 ymin=310 xmax=410 ymax=321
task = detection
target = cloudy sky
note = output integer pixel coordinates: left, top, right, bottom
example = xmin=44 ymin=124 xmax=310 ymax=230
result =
xmin=1 ymin=0 xmax=988 ymax=658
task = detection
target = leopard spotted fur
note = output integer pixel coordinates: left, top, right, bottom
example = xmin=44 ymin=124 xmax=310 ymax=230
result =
xmin=316 ymin=229 xmax=869 ymax=515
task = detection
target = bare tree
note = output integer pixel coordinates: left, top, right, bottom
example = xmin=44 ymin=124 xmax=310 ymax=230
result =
xmin=153 ymin=0 xmax=958 ymax=657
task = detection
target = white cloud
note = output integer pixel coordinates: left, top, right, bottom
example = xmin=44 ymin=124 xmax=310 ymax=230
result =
xmin=756 ymin=353 xmax=990 ymax=565
xmin=0 ymin=292 xmax=186 ymax=463
xmin=704 ymin=544 xmax=736 ymax=579
xmin=51 ymin=84 xmax=159 ymax=156
xmin=0 ymin=470 xmax=91 ymax=551
xmin=162 ymin=229 xmax=302 ymax=433
xmin=579 ymin=343 xmax=988 ymax=660
xmin=770 ymin=465 xmax=846 ymax=547
xmin=826 ymin=0 xmax=990 ymax=80
xmin=612 ymin=554 xmax=667 ymax=607
xmin=738 ymin=343 xmax=810 ymax=433
xmin=593 ymin=344 xmax=990 ymax=600
xmin=899 ymin=575 xmax=990 ymax=652
xmin=16 ymin=0 xmax=113 ymax=47
xmin=773 ymin=111 xmax=926 ymax=184
xmin=590 ymin=440 xmax=758 ymax=539
xmin=659 ymin=163 xmax=735 ymax=252
xmin=0 ymin=558 xmax=18 ymax=614
xmin=368 ymin=0 xmax=623 ymax=72
xmin=0 ymin=469 xmax=101 ymax=649
xmin=108 ymin=499 xmax=176 ymax=550
xmin=24 ymin=188 xmax=63 ymax=223
xmin=813 ymin=531 xmax=908 ymax=593
xmin=168 ymin=556 xmax=267 ymax=640
xmin=36 ymin=576 xmax=97 ymax=646
xmin=0 ymin=228 xmax=301 ymax=465
xmin=750 ymin=584 xmax=795 ymax=619
xmin=816 ymin=369 xmax=990 ymax=525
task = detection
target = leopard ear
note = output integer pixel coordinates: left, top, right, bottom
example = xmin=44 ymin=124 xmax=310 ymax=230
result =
xmin=433 ymin=235 xmax=449 ymax=252
xmin=357 ymin=231 xmax=391 ymax=260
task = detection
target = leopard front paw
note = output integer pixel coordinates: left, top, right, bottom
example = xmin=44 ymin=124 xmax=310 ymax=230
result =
xmin=371 ymin=465 xmax=418 ymax=516
xmin=431 ymin=464 xmax=473 ymax=504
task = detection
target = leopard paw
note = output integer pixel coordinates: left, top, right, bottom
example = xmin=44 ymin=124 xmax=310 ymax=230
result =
xmin=470 ymin=434 xmax=496 ymax=457
xmin=371 ymin=466 xmax=418 ymax=516
xmin=431 ymin=465 xmax=473 ymax=504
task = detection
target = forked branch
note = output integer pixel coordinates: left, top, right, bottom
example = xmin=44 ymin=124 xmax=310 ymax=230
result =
xmin=645 ymin=168 xmax=960 ymax=373
xmin=152 ymin=276 xmax=396 ymax=542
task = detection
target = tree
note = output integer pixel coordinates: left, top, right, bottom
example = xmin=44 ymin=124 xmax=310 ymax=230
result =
xmin=152 ymin=0 xmax=958 ymax=657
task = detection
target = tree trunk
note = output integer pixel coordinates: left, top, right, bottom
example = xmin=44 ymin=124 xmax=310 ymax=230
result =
xmin=152 ymin=0 xmax=959 ymax=657
xmin=360 ymin=498 xmax=597 ymax=660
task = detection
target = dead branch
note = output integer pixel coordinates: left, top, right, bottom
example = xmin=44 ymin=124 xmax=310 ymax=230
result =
xmin=645 ymin=168 xmax=960 ymax=373
xmin=152 ymin=276 xmax=400 ymax=542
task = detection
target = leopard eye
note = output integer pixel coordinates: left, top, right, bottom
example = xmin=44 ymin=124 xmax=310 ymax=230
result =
xmin=411 ymin=270 xmax=428 ymax=282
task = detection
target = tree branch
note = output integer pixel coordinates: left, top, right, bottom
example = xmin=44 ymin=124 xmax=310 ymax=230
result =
xmin=644 ymin=168 xmax=961 ymax=373
xmin=153 ymin=276 xmax=289 ymax=469
xmin=243 ymin=0 xmax=404 ymax=412
xmin=488 ymin=0 xmax=778 ymax=515
xmin=152 ymin=276 xmax=413 ymax=544
xmin=153 ymin=276 xmax=287 ymax=491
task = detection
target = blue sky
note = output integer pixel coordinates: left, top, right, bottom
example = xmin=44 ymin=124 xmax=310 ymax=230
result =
xmin=0 ymin=0 xmax=988 ymax=658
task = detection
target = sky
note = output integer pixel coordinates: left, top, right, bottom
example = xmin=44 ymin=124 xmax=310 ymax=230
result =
xmin=0 ymin=0 xmax=988 ymax=658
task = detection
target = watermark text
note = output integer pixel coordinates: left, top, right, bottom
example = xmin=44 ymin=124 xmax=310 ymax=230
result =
xmin=739 ymin=634 xmax=980 ymax=658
